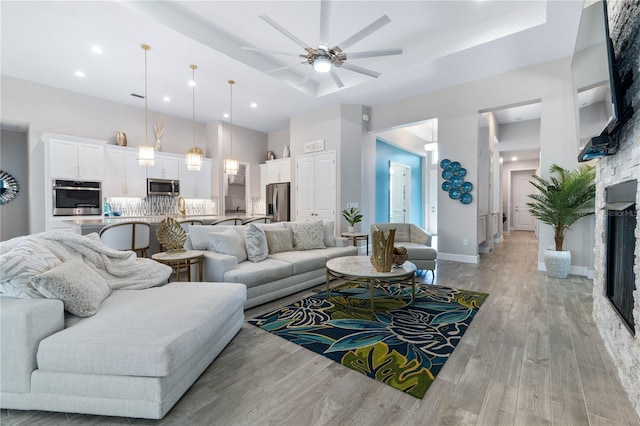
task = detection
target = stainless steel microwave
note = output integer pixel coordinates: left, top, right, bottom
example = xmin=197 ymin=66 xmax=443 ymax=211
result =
xmin=147 ymin=178 xmax=180 ymax=196
xmin=52 ymin=180 xmax=102 ymax=216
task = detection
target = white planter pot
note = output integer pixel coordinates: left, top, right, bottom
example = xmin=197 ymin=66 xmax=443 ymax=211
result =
xmin=347 ymin=226 xmax=355 ymax=233
xmin=544 ymin=249 xmax=571 ymax=278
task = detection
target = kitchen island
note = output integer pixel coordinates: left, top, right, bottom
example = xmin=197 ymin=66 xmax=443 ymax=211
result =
xmin=63 ymin=215 xmax=271 ymax=255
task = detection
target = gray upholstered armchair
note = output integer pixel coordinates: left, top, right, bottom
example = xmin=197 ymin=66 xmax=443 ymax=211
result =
xmin=371 ymin=223 xmax=437 ymax=275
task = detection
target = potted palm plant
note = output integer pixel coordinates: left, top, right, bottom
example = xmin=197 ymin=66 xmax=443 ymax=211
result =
xmin=526 ymin=164 xmax=596 ymax=278
xmin=342 ymin=207 xmax=363 ymax=233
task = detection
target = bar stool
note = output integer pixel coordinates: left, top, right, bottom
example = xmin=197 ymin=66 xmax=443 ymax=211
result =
xmin=99 ymin=221 xmax=151 ymax=258
xmin=177 ymin=219 xmax=203 ymax=233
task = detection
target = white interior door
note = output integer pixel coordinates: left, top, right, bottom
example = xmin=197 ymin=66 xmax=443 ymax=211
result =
xmin=314 ymin=152 xmax=336 ymax=219
xmin=513 ymin=172 xmax=536 ymax=231
xmin=390 ymin=161 xmax=411 ymax=223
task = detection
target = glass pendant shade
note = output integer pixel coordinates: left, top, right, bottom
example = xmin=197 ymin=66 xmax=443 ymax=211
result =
xmin=224 ymin=158 xmax=239 ymax=175
xmin=224 ymin=79 xmax=238 ymax=175
xmin=138 ymin=44 xmax=155 ymax=167
xmin=186 ymin=147 xmax=203 ymax=171
xmin=185 ymin=64 xmax=202 ymax=171
xmin=138 ymin=144 xmax=155 ymax=166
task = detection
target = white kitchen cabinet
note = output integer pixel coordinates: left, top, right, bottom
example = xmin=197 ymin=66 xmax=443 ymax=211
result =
xmin=265 ymin=158 xmax=291 ymax=184
xmin=103 ymin=146 xmax=147 ymax=197
xmin=296 ymin=151 xmax=335 ymax=221
xmin=49 ymin=137 xmax=104 ymax=180
xmin=147 ymin=153 xmax=180 ymax=180
xmin=179 ymin=158 xmax=212 ymax=199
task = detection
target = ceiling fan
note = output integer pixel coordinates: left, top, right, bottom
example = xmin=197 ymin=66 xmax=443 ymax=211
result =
xmin=243 ymin=0 xmax=403 ymax=88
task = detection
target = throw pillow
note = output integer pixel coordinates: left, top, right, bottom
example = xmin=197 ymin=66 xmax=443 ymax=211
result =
xmin=245 ymin=224 xmax=268 ymax=262
xmin=293 ymin=220 xmax=326 ymax=250
xmin=208 ymin=228 xmax=248 ymax=262
xmin=264 ymin=228 xmax=294 ymax=254
xmin=0 ymin=238 xmax=61 ymax=298
xmin=29 ymin=260 xmax=111 ymax=317
xmin=189 ymin=225 xmax=236 ymax=250
xmin=322 ymin=220 xmax=337 ymax=247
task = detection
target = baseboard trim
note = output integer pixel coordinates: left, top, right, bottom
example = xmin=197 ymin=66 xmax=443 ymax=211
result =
xmin=493 ymin=235 xmax=504 ymax=244
xmin=439 ymin=253 xmax=479 ymax=264
xmin=537 ymin=262 xmax=594 ymax=278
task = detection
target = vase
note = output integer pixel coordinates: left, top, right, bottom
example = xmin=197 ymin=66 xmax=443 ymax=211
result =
xmin=115 ymin=132 xmax=127 ymax=146
xmin=543 ymin=248 xmax=571 ymax=278
xmin=155 ymin=138 xmax=162 ymax=151
xmin=347 ymin=226 xmax=355 ymax=233
xmin=372 ymin=228 xmax=395 ymax=272
xmin=283 ymin=145 xmax=290 ymax=158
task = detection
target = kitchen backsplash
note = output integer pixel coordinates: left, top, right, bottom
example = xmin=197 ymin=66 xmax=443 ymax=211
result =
xmin=106 ymin=196 xmax=218 ymax=217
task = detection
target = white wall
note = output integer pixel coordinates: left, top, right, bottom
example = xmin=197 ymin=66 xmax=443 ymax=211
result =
xmin=0 ymin=129 xmax=29 ymax=240
xmin=376 ymin=127 xmax=429 ymax=156
xmin=289 ymin=104 xmax=342 ymax=221
xmin=365 ymin=57 xmax=591 ymax=268
xmin=267 ymin=127 xmax=290 ymax=161
xmin=1 ymin=76 xmax=269 ymax=227
xmin=498 ymin=119 xmax=541 ymax=151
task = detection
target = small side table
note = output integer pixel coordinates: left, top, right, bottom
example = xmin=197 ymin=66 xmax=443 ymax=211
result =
xmin=151 ymin=250 xmax=205 ymax=282
xmin=341 ymin=232 xmax=369 ymax=255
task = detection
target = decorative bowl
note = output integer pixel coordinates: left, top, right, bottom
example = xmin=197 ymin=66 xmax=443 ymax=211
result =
xmin=440 ymin=159 xmax=451 ymax=169
xmin=460 ymin=193 xmax=473 ymax=204
xmin=393 ymin=246 xmax=408 ymax=266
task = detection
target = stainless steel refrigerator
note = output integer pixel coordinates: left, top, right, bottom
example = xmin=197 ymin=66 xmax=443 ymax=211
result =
xmin=266 ymin=182 xmax=290 ymax=222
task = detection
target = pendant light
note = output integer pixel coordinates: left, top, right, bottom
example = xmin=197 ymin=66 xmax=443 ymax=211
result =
xmin=185 ymin=64 xmax=203 ymax=171
xmin=223 ymin=79 xmax=239 ymax=175
xmin=137 ymin=44 xmax=155 ymax=166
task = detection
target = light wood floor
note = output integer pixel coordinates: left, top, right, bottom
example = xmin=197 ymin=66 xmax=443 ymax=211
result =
xmin=3 ymin=231 xmax=639 ymax=426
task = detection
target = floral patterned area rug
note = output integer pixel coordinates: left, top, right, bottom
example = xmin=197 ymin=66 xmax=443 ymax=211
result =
xmin=248 ymin=282 xmax=488 ymax=398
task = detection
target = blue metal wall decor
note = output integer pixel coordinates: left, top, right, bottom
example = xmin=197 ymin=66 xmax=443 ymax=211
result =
xmin=439 ymin=159 xmax=473 ymax=205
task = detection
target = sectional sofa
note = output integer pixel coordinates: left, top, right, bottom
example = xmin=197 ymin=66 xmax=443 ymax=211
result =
xmin=0 ymin=232 xmax=247 ymax=419
xmin=187 ymin=221 xmax=358 ymax=308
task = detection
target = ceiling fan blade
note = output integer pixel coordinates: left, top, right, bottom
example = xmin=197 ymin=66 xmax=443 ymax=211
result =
xmin=343 ymin=48 xmax=403 ymax=60
xmin=259 ymin=15 xmax=312 ymax=52
xmin=335 ymin=15 xmax=391 ymax=51
xmin=264 ymin=64 xmax=299 ymax=74
xmin=319 ymin=0 xmax=331 ymax=45
xmin=329 ymin=70 xmax=344 ymax=89
xmin=338 ymin=62 xmax=381 ymax=78
xmin=242 ymin=47 xmax=303 ymax=57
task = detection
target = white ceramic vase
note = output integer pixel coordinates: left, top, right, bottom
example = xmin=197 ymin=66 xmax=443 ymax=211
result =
xmin=347 ymin=226 xmax=355 ymax=233
xmin=543 ymin=248 xmax=571 ymax=278
xmin=283 ymin=145 xmax=290 ymax=158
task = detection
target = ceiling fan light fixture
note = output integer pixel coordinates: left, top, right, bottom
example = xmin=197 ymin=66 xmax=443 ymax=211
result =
xmin=313 ymin=55 xmax=332 ymax=73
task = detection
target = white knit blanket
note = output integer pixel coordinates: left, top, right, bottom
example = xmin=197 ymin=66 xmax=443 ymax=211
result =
xmin=36 ymin=231 xmax=172 ymax=290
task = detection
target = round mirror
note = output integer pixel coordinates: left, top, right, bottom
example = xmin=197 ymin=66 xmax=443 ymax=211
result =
xmin=0 ymin=171 xmax=20 ymax=205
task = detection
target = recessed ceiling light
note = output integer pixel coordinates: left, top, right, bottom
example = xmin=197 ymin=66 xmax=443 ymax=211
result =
xmin=250 ymin=102 xmax=257 ymax=108
xmin=188 ymin=80 xmax=196 ymax=87
xmin=223 ymin=113 xmax=229 ymax=118
xmin=75 ymin=70 xmax=85 ymax=78
xmin=511 ymin=156 xmax=518 ymax=161
xmin=163 ymin=96 xmax=171 ymax=102
xmin=91 ymin=45 xmax=103 ymax=55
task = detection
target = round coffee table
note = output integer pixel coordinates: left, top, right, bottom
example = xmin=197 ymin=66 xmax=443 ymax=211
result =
xmin=151 ymin=250 xmax=205 ymax=282
xmin=325 ymin=256 xmax=417 ymax=316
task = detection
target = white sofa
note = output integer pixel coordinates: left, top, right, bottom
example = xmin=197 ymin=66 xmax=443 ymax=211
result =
xmin=1 ymin=282 xmax=246 ymax=419
xmin=371 ymin=223 xmax=437 ymax=275
xmin=187 ymin=221 xmax=358 ymax=309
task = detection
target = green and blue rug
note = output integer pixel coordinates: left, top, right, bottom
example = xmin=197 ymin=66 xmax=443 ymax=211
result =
xmin=249 ymin=282 xmax=488 ymax=398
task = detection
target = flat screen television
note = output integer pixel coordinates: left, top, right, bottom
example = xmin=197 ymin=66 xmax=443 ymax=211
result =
xmin=572 ymin=0 xmax=633 ymax=162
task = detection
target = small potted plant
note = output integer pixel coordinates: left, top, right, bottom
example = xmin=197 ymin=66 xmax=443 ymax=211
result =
xmin=342 ymin=207 xmax=363 ymax=233
xmin=526 ymin=164 xmax=596 ymax=278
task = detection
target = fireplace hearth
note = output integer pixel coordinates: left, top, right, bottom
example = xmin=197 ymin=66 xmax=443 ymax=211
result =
xmin=605 ymin=180 xmax=637 ymax=334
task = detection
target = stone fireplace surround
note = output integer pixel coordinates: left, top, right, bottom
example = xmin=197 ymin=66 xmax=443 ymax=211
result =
xmin=592 ymin=0 xmax=640 ymax=418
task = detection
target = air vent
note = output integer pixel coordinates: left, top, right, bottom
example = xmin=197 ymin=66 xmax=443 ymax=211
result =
xmin=130 ymin=93 xmax=144 ymax=99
